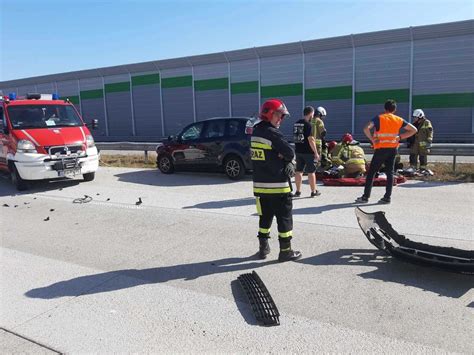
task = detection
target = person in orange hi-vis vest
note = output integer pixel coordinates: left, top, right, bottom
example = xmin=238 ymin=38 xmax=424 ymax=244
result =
xmin=355 ymin=99 xmax=417 ymax=204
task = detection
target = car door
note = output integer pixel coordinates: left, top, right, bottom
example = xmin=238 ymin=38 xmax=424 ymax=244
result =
xmin=200 ymin=119 xmax=226 ymax=168
xmin=173 ymin=122 xmax=206 ymax=167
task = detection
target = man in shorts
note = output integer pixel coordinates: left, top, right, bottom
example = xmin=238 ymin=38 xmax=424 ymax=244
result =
xmin=292 ymin=106 xmax=321 ymax=197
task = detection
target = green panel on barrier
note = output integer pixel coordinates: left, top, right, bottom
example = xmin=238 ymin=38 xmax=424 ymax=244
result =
xmin=412 ymin=93 xmax=474 ymax=108
xmin=306 ymin=85 xmax=352 ymax=101
xmin=63 ymin=95 xmax=79 ymax=104
xmin=80 ymin=89 xmax=104 ymax=100
xmin=355 ymin=89 xmax=409 ymax=105
xmin=261 ymin=83 xmax=303 ymax=98
xmin=194 ymin=78 xmax=228 ymax=91
xmin=161 ymin=75 xmax=193 ymax=89
xmin=132 ymin=73 xmax=160 ymax=86
xmin=105 ymin=82 xmax=130 ymax=93
xmin=231 ymin=81 xmax=259 ymax=95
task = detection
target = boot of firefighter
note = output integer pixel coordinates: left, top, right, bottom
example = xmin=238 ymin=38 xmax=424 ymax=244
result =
xmin=278 ymin=238 xmax=302 ymax=262
xmin=257 ymin=236 xmax=271 ymax=259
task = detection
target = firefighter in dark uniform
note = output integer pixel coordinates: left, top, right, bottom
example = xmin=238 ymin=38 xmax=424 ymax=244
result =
xmin=251 ymin=99 xmax=302 ymax=262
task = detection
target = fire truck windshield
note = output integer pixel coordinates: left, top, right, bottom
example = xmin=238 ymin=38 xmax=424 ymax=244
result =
xmin=7 ymin=105 xmax=83 ymax=129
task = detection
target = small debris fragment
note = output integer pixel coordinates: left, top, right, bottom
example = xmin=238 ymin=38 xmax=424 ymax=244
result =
xmin=24 ymin=202 xmax=30 ymax=205
xmin=50 ymin=209 xmax=55 ymax=212
xmin=3 ymin=204 xmax=9 ymax=207
xmin=106 ymin=198 xmax=110 ymax=201
xmin=136 ymin=197 xmax=142 ymax=206
xmin=44 ymin=217 xmax=50 ymax=221
xmin=73 ymin=195 xmax=93 ymax=204
xmin=96 ymin=193 xmax=100 ymax=196
xmin=14 ymin=205 xmax=18 ymax=208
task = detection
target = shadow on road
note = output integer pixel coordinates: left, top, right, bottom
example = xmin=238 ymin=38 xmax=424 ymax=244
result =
xmin=114 ymin=169 xmax=251 ymax=187
xmin=298 ymin=248 xmax=473 ymax=298
xmin=398 ymin=180 xmax=464 ymax=188
xmin=25 ymin=256 xmax=278 ymax=300
xmin=0 ymin=176 xmax=80 ymax=197
xmin=293 ymin=202 xmax=380 ymax=215
xmin=183 ymin=197 xmax=255 ymax=210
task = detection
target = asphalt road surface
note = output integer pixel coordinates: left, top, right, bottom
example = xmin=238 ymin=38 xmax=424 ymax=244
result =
xmin=1 ymin=168 xmax=473 ymax=353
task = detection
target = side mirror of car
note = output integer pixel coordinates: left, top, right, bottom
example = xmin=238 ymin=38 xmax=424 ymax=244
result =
xmin=167 ymin=135 xmax=175 ymax=141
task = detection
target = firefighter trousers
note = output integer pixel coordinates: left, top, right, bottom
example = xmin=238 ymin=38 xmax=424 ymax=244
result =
xmin=256 ymin=194 xmax=293 ymax=250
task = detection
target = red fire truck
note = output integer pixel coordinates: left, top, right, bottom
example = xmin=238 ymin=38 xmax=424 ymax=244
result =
xmin=0 ymin=92 xmax=99 ymax=190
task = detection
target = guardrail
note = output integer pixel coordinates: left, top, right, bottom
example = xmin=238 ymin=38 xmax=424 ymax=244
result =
xmin=96 ymin=142 xmax=474 ymax=172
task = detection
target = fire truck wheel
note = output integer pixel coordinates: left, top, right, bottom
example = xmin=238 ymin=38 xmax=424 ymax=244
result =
xmin=11 ymin=165 xmax=28 ymax=191
xmin=83 ymin=172 xmax=96 ymax=181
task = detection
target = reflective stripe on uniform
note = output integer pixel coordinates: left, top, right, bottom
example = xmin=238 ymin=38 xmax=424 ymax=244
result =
xmin=419 ymin=141 xmax=427 ymax=147
xmin=259 ymin=227 xmax=271 ymax=234
xmin=278 ymin=230 xmax=293 ymax=238
xmin=251 ymin=142 xmax=272 ymax=150
xmin=256 ymin=197 xmax=262 ymax=216
xmin=315 ymin=139 xmax=322 ymax=144
xmin=374 ymin=133 xmax=398 ymax=137
xmin=377 ymin=139 xmax=398 ymax=144
xmin=253 ymin=187 xmax=291 ymax=194
xmin=254 ymin=182 xmax=290 ymax=188
xmin=251 ymin=136 xmax=272 ymax=147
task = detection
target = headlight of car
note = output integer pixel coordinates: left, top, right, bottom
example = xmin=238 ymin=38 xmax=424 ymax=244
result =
xmin=86 ymin=135 xmax=95 ymax=148
xmin=17 ymin=140 xmax=37 ymax=153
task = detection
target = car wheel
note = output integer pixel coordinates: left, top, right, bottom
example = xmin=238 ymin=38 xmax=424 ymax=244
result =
xmin=224 ymin=155 xmax=245 ymax=180
xmin=83 ymin=172 xmax=95 ymax=181
xmin=11 ymin=164 xmax=28 ymax=191
xmin=158 ymin=154 xmax=174 ymax=174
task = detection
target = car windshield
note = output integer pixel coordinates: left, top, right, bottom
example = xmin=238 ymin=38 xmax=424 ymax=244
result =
xmin=7 ymin=104 xmax=83 ymax=129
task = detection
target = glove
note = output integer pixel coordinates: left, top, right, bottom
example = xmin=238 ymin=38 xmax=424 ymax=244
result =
xmin=284 ymin=161 xmax=296 ymax=178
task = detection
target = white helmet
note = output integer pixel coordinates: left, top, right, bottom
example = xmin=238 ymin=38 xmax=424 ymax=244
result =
xmin=315 ymin=106 xmax=327 ymax=118
xmin=412 ymin=109 xmax=425 ymax=119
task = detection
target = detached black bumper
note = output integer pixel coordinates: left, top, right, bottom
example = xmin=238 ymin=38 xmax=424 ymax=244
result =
xmin=355 ymin=207 xmax=474 ymax=274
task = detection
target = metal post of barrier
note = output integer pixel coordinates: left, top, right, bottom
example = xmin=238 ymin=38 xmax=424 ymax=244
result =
xmin=453 ymin=154 xmax=457 ymax=173
xmin=144 ymin=150 xmax=148 ymax=163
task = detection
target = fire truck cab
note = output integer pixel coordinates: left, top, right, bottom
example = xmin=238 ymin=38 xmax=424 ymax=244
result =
xmin=0 ymin=92 xmax=99 ymax=190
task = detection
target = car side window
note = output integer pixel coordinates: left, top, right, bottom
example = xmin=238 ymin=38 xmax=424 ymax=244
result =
xmin=181 ymin=122 xmax=204 ymax=141
xmin=0 ymin=107 xmax=3 ymax=128
xmin=227 ymin=119 xmax=242 ymax=137
xmin=203 ymin=120 xmax=225 ymax=138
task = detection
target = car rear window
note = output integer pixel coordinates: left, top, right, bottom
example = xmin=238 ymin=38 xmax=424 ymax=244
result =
xmin=227 ymin=119 xmax=243 ymax=137
xmin=203 ymin=120 xmax=226 ymax=138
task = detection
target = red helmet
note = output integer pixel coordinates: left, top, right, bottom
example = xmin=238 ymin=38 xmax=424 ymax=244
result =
xmin=327 ymin=140 xmax=337 ymax=152
xmin=259 ymin=99 xmax=289 ymax=121
xmin=342 ymin=133 xmax=353 ymax=144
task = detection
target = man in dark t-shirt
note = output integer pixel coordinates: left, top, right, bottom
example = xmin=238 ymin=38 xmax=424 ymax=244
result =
xmin=292 ymin=106 xmax=321 ymax=198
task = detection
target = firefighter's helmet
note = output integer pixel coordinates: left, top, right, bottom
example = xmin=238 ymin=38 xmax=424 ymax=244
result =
xmin=412 ymin=109 xmax=425 ymax=119
xmin=342 ymin=133 xmax=353 ymax=144
xmin=259 ymin=99 xmax=289 ymax=121
xmin=327 ymin=140 xmax=337 ymax=152
xmin=315 ymin=106 xmax=327 ymax=118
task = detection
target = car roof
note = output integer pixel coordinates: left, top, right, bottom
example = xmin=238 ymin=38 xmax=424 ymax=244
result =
xmin=201 ymin=117 xmax=253 ymax=122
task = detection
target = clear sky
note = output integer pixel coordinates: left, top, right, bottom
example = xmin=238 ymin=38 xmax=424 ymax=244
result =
xmin=1 ymin=0 xmax=473 ymax=82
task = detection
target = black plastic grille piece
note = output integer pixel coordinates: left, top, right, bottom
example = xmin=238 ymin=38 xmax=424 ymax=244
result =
xmin=47 ymin=145 xmax=83 ymax=156
xmin=238 ymin=271 xmax=280 ymax=326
